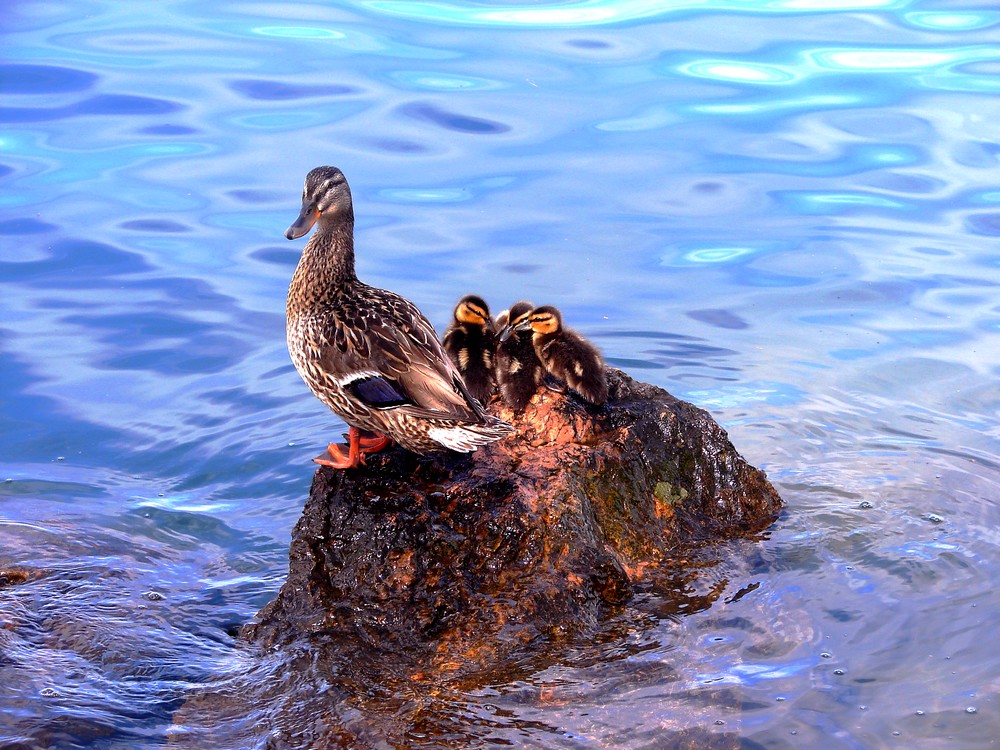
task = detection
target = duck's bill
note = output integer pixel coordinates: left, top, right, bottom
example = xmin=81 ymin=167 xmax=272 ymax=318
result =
xmin=285 ymin=204 xmax=319 ymax=240
xmin=498 ymin=324 xmax=515 ymax=342
xmin=499 ymin=319 xmax=532 ymax=342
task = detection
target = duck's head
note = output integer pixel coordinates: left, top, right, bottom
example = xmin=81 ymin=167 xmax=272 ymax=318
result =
xmin=515 ymin=305 xmax=562 ymax=336
xmin=285 ymin=166 xmax=354 ymax=240
xmin=497 ymin=300 xmax=536 ymax=342
xmin=454 ymin=295 xmax=491 ymax=328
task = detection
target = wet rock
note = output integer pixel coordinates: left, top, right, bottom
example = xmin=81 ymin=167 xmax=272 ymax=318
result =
xmin=173 ymin=369 xmax=781 ymax=747
xmin=242 ymin=368 xmax=782 ymax=672
xmin=0 ymin=568 xmax=36 ymax=588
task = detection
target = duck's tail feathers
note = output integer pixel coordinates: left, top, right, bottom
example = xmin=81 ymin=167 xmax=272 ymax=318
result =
xmin=427 ymin=416 xmax=514 ymax=453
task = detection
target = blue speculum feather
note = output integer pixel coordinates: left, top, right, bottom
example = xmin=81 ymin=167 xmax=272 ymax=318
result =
xmin=346 ymin=375 xmax=414 ymax=408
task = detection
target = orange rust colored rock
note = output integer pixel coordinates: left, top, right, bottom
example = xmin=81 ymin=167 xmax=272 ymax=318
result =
xmin=242 ymin=369 xmax=782 ymax=677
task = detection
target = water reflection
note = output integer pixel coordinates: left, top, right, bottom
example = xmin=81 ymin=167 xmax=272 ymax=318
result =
xmin=3 ymin=0 xmax=1000 ymax=746
xmin=361 ymin=0 xmax=907 ymax=27
xmin=0 ymin=498 xmax=275 ymax=747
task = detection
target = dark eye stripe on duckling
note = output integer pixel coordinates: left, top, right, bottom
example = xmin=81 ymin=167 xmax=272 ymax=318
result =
xmin=530 ymin=313 xmax=557 ymax=330
xmin=458 ymin=302 xmax=488 ymax=324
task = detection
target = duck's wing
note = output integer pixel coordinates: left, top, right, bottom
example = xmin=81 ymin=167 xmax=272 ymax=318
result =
xmin=318 ymin=288 xmax=486 ymax=422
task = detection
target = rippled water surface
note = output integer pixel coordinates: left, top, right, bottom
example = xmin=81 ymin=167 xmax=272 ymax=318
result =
xmin=3 ymin=1 xmax=1000 ymax=747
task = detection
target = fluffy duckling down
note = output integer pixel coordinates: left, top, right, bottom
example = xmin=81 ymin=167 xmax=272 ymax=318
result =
xmin=442 ymin=294 xmax=496 ymax=405
xmin=495 ymin=300 xmax=544 ymax=412
xmin=513 ymin=305 xmax=608 ymax=406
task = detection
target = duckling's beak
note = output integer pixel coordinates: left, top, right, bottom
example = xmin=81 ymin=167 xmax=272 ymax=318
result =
xmin=285 ymin=203 xmax=319 ymax=240
xmin=498 ymin=323 xmax=515 ymax=343
xmin=499 ymin=319 xmax=530 ymax=342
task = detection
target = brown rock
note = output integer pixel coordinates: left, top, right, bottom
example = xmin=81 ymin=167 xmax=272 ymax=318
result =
xmin=241 ymin=368 xmax=782 ymax=674
xmin=173 ymin=368 xmax=781 ymax=747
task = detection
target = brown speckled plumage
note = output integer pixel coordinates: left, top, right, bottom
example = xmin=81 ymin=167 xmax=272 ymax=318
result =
xmin=285 ymin=166 xmax=513 ymax=454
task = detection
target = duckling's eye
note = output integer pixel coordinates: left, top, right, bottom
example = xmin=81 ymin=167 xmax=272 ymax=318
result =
xmin=532 ymin=313 xmax=558 ymax=331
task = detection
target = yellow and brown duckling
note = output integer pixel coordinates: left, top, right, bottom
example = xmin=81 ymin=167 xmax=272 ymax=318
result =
xmin=513 ymin=305 xmax=608 ymax=406
xmin=285 ymin=166 xmax=514 ymax=468
xmin=441 ymin=294 xmax=496 ymax=405
xmin=495 ymin=300 xmax=544 ymax=412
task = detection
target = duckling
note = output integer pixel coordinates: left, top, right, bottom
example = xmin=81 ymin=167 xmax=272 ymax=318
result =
xmin=514 ymin=305 xmax=608 ymax=406
xmin=285 ymin=166 xmax=514 ymax=468
xmin=441 ymin=294 xmax=496 ymax=405
xmin=495 ymin=300 xmax=544 ymax=412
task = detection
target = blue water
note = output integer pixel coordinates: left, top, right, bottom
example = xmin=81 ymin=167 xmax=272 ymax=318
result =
xmin=3 ymin=0 xmax=1000 ymax=747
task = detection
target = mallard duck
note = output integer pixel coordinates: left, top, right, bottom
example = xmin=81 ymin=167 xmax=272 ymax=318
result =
xmin=441 ymin=294 xmax=496 ymax=405
xmin=285 ymin=166 xmax=514 ymax=468
xmin=513 ymin=305 xmax=608 ymax=406
xmin=495 ymin=300 xmax=544 ymax=412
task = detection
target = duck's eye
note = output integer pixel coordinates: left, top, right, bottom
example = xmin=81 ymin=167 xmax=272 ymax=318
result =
xmin=532 ymin=314 xmax=558 ymax=331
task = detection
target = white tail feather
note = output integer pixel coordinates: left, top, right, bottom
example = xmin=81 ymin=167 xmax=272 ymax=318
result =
xmin=427 ymin=420 xmax=513 ymax=452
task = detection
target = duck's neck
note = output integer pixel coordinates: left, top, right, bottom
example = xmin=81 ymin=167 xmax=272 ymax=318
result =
xmin=294 ymin=216 xmax=359 ymax=297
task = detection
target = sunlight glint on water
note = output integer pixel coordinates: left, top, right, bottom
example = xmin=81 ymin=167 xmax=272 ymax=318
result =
xmin=2 ymin=0 xmax=1000 ymax=746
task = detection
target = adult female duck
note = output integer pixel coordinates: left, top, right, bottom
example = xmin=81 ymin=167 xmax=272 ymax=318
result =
xmin=285 ymin=166 xmax=513 ymax=468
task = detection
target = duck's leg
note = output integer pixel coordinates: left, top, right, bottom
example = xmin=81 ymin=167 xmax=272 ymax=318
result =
xmin=314 ymin=427 xmax=392 ymax=469
xmin=357 ymin=432 xmax=393 ymax=453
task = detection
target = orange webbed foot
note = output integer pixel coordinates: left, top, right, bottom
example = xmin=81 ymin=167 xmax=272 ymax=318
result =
xmin=313 ymin=440 xmax=359 ymax=469
xmin=313 ymin=427 xmax=393 ymax=469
